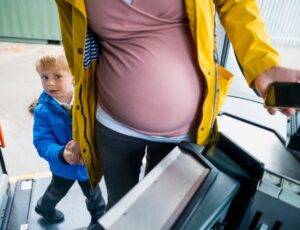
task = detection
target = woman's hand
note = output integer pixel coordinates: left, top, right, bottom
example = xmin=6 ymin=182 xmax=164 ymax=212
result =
xmin=254 ymin=66 xmax=300 ymax=116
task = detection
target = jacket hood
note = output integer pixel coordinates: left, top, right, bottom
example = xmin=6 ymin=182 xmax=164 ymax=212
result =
xmin=37 ymin=91 xmax=62 ymax=112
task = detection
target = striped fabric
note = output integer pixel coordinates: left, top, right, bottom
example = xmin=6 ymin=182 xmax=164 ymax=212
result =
xmin=83 ymin=28 xmax=101 ymax=67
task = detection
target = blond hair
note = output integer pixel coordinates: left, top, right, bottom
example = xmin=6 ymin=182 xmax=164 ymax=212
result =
xmin=35 ymin=52 xmax=70 ymax=74
xmin=31 ymin=52 xmax=72 ymax=114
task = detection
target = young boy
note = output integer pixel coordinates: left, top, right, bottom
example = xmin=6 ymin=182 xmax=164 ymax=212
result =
xmin=32 ymin=52 xmax=105 ymax=228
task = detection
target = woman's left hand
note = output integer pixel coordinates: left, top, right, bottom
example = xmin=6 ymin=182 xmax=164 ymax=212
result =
xmin=254 ymin=66 xmax=300 ymax=116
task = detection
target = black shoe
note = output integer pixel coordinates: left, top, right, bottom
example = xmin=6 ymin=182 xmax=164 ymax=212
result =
xmin=87 ymin=218 xmax=103 ymax=230
xmin=35 ymin=205 xmax=64 ymax=223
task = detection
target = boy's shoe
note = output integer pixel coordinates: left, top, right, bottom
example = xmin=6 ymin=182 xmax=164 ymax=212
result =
xmin=35 ymin=205 xmax=64 ymax=223
xmin=87 ymin=218 xmax=103 ymax=230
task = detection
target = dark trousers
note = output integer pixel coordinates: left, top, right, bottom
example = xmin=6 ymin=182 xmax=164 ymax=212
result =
xmin=37 ymin=174 xmax=106 ymax=220
xmin=95 ymin=121 xmax=176 ymax=210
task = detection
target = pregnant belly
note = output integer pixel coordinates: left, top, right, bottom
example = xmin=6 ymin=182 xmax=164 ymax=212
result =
xmin=97 ymin=63 xmax=204 ymax=136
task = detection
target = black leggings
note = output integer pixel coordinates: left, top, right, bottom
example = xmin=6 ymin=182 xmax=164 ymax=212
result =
xmin=95 ymin=121 xmax=176 ymax=210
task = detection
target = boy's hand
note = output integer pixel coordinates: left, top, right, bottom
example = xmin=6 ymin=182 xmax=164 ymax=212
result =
xmin=63 ymin=140 xmax=83 ymax=165
xmin=63 ymin=148 xmax=78 ymax=165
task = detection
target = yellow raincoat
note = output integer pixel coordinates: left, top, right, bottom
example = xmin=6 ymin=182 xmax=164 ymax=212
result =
xmin=55 ymin=0 xmax=280 ymax=187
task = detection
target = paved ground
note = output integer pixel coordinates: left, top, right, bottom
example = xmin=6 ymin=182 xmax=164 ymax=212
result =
xmin=0 ymin=42 xmax=64 ymax=177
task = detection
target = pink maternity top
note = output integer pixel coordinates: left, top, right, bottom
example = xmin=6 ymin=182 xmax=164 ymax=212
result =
xmin=86 ymin=0 xmax=205 ymax=137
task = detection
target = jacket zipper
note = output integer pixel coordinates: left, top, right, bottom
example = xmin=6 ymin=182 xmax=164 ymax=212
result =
xmin=209 ymin=6 xmax=219 ymax=145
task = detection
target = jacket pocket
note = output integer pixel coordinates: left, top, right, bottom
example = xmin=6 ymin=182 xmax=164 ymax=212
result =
xmin=216 ymin=65 xmax=234 ymax=115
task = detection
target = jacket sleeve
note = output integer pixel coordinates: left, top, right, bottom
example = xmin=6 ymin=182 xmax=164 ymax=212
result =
xmin=33 ymin=109 xmax=65 ymax=165
xmin=214 ymin=0 xmax=280 ymax=85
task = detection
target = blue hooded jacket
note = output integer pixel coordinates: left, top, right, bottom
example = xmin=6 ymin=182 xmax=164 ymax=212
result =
xmin=33 ymin=91 xmax=88 ymax=181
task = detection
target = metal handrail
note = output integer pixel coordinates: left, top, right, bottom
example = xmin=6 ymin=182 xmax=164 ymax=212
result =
xmin=0 ymin=124 xmax=6 ymax=148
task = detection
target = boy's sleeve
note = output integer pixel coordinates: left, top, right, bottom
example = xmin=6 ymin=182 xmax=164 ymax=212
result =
xmin=33 ymin=110 xmax=65 ymax=165
xmin=59 ymin=147 xmax=70 ymax=165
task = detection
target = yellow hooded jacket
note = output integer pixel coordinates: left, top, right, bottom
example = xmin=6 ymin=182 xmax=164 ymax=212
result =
xmin=55 ymin=0 xmax=280 ymax=188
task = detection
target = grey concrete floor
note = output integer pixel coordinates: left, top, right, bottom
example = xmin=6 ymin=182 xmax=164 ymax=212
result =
xmin=0 ymin=42 xmax=64 ymax=177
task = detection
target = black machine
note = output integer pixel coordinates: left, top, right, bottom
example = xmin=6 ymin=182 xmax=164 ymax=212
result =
xmin=286 ymin=111 xmax=300 ymax=161
xmin=217 ymin=94 xmax=300 ymax=230
xmin=99 ymin=143 xmax=240 ymax=230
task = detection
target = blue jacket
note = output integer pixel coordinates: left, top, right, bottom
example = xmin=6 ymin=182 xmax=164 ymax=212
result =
xmin=33 ymin=91 xmax=88 ymax=181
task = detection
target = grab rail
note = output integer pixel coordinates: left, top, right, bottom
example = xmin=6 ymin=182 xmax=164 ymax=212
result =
xmin=0 ymin=124 xmax=6 ymax=148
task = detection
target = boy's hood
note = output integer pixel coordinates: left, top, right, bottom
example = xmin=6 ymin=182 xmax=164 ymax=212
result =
xmin=37 ymin=91 xmax=61 ymax=111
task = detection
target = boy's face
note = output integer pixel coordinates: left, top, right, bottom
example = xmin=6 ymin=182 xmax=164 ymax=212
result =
xmin=39 ymin=65 xmax=73 ymax=103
